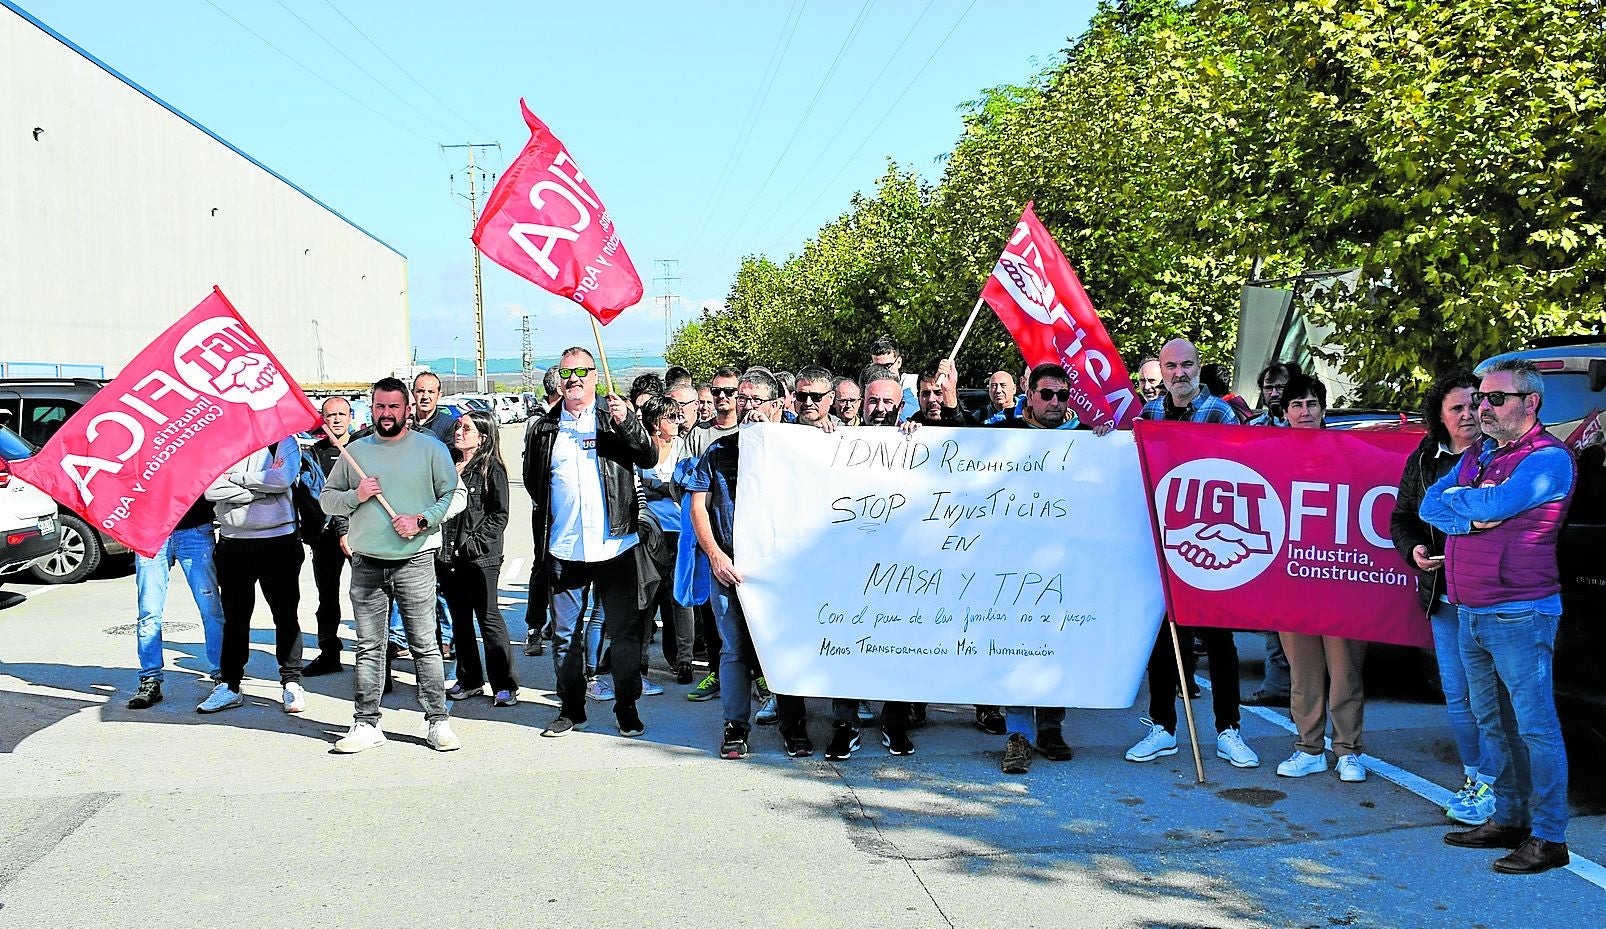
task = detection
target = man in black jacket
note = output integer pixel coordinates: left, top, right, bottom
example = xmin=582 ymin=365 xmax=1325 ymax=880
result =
xmin=305 ymin=396 xmax=358 ymax=675
xmin=523 ymin=347 xmax=656 ymax=737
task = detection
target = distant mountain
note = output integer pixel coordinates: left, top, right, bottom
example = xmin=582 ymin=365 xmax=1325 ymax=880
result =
xmin=421 ymin=354 xmax=668 ymax=375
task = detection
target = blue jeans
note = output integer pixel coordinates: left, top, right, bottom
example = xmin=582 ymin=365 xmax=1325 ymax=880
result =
xmin=1459 ymin=606 xmax=1569 ymax=842
xmin=1005 ymin=707 xmax=1067 ymax=741
xmin=134 ymin=526 xmax=226 ymax=681
xmin=585 ymin=596 xmax=606 ymax=675
xmin=1429 ymin=600 xmax=1483 ymax=772
xmin=351 ymin=553 xmax=447 ymax=724
xmin=389 ymin=590 xmax=453 ymax=647
xmin=710 ymin=581 xmax=758 ymax=730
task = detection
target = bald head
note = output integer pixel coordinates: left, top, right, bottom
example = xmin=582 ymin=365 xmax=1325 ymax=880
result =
xmin=1159 ymin=339 xmax=1202 ymax=407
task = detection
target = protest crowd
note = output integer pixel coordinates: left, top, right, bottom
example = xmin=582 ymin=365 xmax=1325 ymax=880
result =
xmin=119 ymin=333 xmax=1578 ymax=877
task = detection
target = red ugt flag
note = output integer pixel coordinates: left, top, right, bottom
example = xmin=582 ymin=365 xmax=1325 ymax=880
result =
xmin=472 ymin=100 xmax=643 ymax=323
xmin=980 ymin=204 xmax=1138 ymax=428
xmin=11 ymin=288 xmax=320 ymax=558
xmin=1132 ymin=421 xmax=1432 ymax=648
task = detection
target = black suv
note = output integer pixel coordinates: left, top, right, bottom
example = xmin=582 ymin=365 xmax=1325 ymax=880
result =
xmin=0 ymin=378 xmax=131 ymax=583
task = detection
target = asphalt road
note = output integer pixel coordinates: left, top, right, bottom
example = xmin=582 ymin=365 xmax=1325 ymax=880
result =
xmin=0 ymin=426 xmax=1602 ymax=928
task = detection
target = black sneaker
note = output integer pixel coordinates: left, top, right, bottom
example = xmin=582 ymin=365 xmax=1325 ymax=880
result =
xmin=617 ymin=706 xmax=645 ymax=737
xmin=126 ymin=679 xmax=162 ymax=709
xmin=720 ymin=723 xmax=750 ymax=759
xmin=974 ymin=706 xmax=1006 ymax=735
xmin=1002 ymin=733 xmax=1034 ymax=774
xmin=541 ymin=715 xmax=589 ymax=737
xmin=825 ymin=723 xmax=860 ymax=760
xmin=675 ymin=661 xmax=694 ymax=685
xmin=524 ymin=631 xmax=545 ymax=657
xmin=882 ymin=727 xmax=915 ymax=756
xmin=908 ymin=703 xmax=928 ymax=728
xmin=782 ymin=725 xmax=814 ymax=758
xmin=1035 ymin=727 xmax=1074 ymax=761
xmin=303 ymin=653 xmax=342 ymax=676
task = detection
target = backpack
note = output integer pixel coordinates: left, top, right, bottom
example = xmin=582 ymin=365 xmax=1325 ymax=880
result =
xmin=293 ymin=450 xmax=329 ymax=544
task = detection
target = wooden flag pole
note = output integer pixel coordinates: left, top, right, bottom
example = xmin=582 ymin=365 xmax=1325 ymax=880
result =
xmin=589 ymin=315 xmax=617 ymax=397
xmin=335 ymin=442 xmax=400 ymax=522
xmin=948 ymin=295 xmax=987 ymax=364
xmin=1169 ymin=619 xmax=1207 ymax=783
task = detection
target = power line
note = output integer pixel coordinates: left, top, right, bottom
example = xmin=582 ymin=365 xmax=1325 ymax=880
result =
xmin=696 ymin=0 xmax=877 ymax=287
xmin=680 ymin=0 xmax=809 ymax=258
xmin=320 ymin=0 xmax=494 ymax=139
xmin=270 ymin=0 xmax=464 ymax=140
xmin=200 ymin=0 xmax=435 ymax=144
xmin=682 ymin=0 xmax=941 ymax=296
xmin=760 ymin=0 xmax=979 ymax=257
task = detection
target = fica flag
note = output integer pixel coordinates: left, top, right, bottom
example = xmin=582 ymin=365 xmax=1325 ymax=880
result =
xmin=10 ymin=288 xmax=319 ymax=558
xmin=472 ymin=100 xmax=643 ymax=323
xmin=1132 ymin=421 xmax=1432 ymax=648
xmin=980 ymin=203 xmax=1138 ymax=429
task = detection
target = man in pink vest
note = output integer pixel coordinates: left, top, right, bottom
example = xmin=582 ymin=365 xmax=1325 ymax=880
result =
xmin=1420 ymin=357 xmax=1574 ymax=874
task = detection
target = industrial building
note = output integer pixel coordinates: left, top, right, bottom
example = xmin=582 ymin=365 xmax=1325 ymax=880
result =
xmin=0 ymin=1 xmax=408 ymax=387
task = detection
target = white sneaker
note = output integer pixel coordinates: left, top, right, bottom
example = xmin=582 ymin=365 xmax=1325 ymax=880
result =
xmin=427 ymin=719 xmax=462 ymax=752
xmin=1215 ymin=728 xmax=1260 ymax=768
xmin=586 ymin=677 xmax=614 ymax=701
xmin=1277 ymin=750 xmax=1329 ymax=777
xmin=282 ymin=682 xmax=306 ymax=714
xmin=1336 ymin=754 xmax=1367 ymax=782
xmin=1125 ymin=720 xmax=1178 ymax=762
xmin=754 ymin=694 xmax=780 ymax=725
xmin=640 ymin=676 xmax=665 ymax=697
xmin=196 ymin=683 xmax=243 ymax=714
xmin=334 ymin=721 xmax=386 ymax=754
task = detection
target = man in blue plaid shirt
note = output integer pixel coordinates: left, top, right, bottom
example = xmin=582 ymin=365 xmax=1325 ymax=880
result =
xmin=1126 ymin=339 xmax=1259 ymax=770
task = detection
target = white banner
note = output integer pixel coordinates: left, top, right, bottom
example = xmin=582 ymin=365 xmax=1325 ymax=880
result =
xmin=732 ymin=423 xmax=1165 ymax=707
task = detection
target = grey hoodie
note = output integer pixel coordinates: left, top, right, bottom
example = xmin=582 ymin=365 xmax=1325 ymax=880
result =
xmin=206 ymin=436 xmax=299 ymax=540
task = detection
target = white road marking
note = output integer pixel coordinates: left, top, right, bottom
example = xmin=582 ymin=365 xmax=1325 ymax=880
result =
xmin=500 ymin=558 xmax=526 ymax=588
xmin=1197 ymin=674 xmax=1606 ymax=891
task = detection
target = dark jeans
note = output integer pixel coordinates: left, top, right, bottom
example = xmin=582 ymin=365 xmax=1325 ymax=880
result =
xmin=646 ymin=540 xmax=696 ymax=668
xmin=310 ymin=533 xmax=347 ymax=657
xmin=1148 ymin=624 xmax=1240 ymax=734
xmin=216 ymin=534 xmax=305 ymax=690
xmin=442 ymin=558 xmax=517 ymax=692
xmin=548 ymin=550 xmax=642 ymax=718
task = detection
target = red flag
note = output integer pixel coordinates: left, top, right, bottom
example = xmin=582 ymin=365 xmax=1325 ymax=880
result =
xmin=1132 ymin=421 xmax=1433 ymax=649
xmin=980 ymin=203 xmax=1138 ymax=428
xmin=472 ymin=101 xmax=643 ymax=323
xmin=11 ymin=288 xmax=319 ymax=558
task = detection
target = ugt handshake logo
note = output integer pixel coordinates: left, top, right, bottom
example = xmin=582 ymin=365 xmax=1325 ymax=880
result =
xmin=1154 ymin=459 xmax=1286 ymax=591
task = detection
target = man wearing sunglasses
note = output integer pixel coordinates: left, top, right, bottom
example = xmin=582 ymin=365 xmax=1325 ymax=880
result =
xmin=793 ymin=366 xmax=839 ymax=429
xmin=1421 ymin=357 xmax=1575 ymax=874
xmin=523 ymin=347 xmax=657 ymax=738
xmin=684 ymin=366 xmax=742 ymax=460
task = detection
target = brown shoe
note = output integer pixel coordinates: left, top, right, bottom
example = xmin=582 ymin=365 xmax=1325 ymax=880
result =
xmin=1444 ymin=821 xmax=1531 ymax=849
xmin=1493 ymin=837 xmax=1570 ymax=874
xmin=1241 ymin=689 xmax=1291 ymax=708
xmin=1002 ymin=733 xmax=1033 ymax=774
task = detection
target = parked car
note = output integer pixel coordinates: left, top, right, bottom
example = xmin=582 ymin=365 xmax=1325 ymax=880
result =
xmin=493 ymin=394 xmax=526 ymax=424
xmin=0 ymin=377 xmax=131 ymax=582
xmin=0 ymin=425 xmax=62 ymax=586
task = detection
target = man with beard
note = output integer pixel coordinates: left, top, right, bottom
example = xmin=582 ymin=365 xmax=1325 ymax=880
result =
xmin=861 ymin=367 xmax=905 ymax=427
xmin=904 ymin=360 xmax=965 ymax=427
xmin=1247 ymin=361 xmax=1300 ymax=428
xmin=321 ymin=377 xmax=465 ymax=753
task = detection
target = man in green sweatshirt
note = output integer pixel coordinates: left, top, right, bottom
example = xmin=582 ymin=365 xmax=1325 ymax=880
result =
xmin=321 ymin=376 xmax=466 ymax=753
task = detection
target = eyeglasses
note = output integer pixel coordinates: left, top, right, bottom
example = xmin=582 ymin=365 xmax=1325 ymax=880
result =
xmin=1037 ymin=388 xmax=1071 ymax=402
xmin=735 ymin=395 xmax=776 ymax=407
xmin=1472 ymin=390 xmax=1533 ymax=408
xmin=795 ymin=390 xmax=830 ymax=404
xmin=836 ymin=395 xmax=861 ymax=404
xmin=557 ymin=367 xmax=592 ymax=379
xmin=710 ymin=386 xmax=738 ymax=398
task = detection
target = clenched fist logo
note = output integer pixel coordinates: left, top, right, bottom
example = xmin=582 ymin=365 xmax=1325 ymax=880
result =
xmin=174 ymin=316 xmax=291 ymax=411
xmin=1164 ymin=522 xmax=1274 ymax=570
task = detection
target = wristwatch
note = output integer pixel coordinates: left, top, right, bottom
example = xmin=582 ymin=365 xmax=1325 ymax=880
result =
xmin=417 ymin=514 xmax=430 ymax=530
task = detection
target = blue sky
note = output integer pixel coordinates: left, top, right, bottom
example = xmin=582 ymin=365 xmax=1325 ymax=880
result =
xmin=21 ymin=0 xmax=1098 ymax=362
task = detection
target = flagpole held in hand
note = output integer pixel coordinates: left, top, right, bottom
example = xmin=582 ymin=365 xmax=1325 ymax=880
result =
xmin=589 ymin=315 xmax=617 ymax=397
xmin=335 ymin=442 xmax=401 ymax=523
xmin=1170 ymin=619 xmax=1207 ymax=783
xmin=949 ymin=295 xmax=986 ymax=364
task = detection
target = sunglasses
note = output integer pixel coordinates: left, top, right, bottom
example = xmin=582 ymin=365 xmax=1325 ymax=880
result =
xmin=1037 ymin=388 xmax=1071 ymax=402
xmin=710 ymin=386 xmax=738 ymax=398
xmin=557 ymin=367 xmax=592 ymax=379
xmin=795 ymin=390 xmax=830 ymax=403
xmin=1472 ymin=390 xmax=1533 ymax=408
